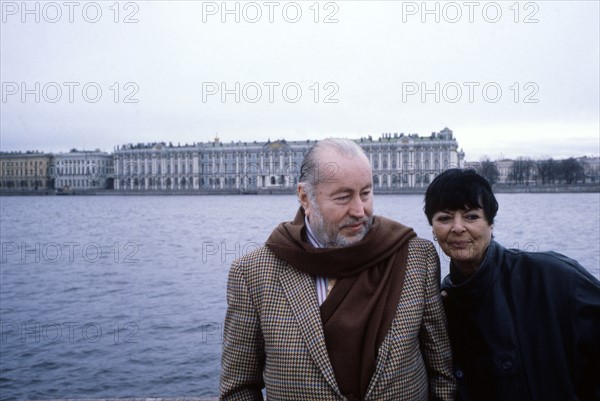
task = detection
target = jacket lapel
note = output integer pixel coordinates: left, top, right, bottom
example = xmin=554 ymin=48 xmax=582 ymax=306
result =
xmin=364 ymin=318 xmax=394 ymax=399
xmin=279 ymin=265 xmax=341 ymax=395
xmin=365 ymin=293 xmax=408 ymax=399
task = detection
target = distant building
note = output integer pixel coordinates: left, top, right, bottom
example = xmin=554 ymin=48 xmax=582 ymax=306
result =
xmin=52 ymin=150 xmax=114 ymax=191
xmin=471 ymin=159 xmax=515 ymax=184
xmin=494 ymin=160 xmax=516 ymax=184
xmin=112 ymin=127 xmax=465 ymax=191
xmin=465 ymin=156 xmax=599 ymax=185
xmin=578 ymin=156 xmax=600 ymax=183
xmin=0 ymin=152 xmax=52 ymax=191
xmin=0 ymin=150 xmax=114 ymax=192
xmin=4 ymin=131 xmax=596 ymax=193
xmin=113 ymin=138 xmax=315 ymax=191
xmin=363 ymin=127 xmax=464 ymax=188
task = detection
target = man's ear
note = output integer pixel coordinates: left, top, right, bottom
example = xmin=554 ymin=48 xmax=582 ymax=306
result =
xmin=297 ymin=184 xmax=311 ymax=216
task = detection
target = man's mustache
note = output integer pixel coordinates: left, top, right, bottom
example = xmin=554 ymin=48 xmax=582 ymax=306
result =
xmin=340 ymin=216 xmax=373 ymax=228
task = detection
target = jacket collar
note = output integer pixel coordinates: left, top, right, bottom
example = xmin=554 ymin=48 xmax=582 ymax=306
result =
xmin=442 ymin=240 xmax=502 ymax=303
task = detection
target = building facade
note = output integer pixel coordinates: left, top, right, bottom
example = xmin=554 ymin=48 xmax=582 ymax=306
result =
xmin=578 ymin=156 xmax=600 ymax=183
xmin=362 ymin=128 xmax=463 ymax=188
xmin=52 ymin=150 xmax=114 ymax=191
xmin=464 ymin=159 xmax=515 ymax=184
xmin=113 ymin=139 xmax=311 ymax=191
xmin=0 ymin=150 xmax=114 ymax=192
xmin=0 ymin=152 xmax=53 ymax=191
xmin=113 ymin=127 xmax=465 ymax=191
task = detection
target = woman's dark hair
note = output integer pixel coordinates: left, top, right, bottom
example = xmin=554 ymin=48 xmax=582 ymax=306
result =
xmin=424 ymin=169 xmax=499 ymax=225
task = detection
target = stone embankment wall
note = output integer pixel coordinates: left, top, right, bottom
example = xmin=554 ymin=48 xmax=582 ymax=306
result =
xmin=2 ymin=184 xmax=599 ymax=196
xmin=30 ymin=398 xmax=218 ymax=401
xmin=492 ymin=184 xmax=600 ymax=193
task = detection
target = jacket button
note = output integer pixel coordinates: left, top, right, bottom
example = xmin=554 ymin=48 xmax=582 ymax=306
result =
xmin=455 ymin=369 xmax=464 ymax=378
xmin=441 ymin=290 xmax=448 ymax=298
xmin=502 ymin=360 xmax=513 ymax=370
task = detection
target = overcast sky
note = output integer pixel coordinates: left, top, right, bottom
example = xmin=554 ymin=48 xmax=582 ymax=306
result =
xmin=1 ymin=0 xmax=598 ymax=161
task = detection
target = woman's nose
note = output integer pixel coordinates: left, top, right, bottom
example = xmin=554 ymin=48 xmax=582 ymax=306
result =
xmin=451 ymin=217 xmax=466 ymax=233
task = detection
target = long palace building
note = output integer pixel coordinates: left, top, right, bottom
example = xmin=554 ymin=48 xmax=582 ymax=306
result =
xmin=112 ymin=128 xmax=464 ymax=192
xmin=0 ymin=128 xmax=465 ymax=192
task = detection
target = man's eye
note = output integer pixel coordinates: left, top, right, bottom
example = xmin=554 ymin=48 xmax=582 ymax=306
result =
xmin=335 ymin=195 xmax=349 ymax=201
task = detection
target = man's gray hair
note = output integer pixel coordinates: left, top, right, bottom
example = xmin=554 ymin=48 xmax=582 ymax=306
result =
xmin=299 ymin=138 xmax=368 ymax=194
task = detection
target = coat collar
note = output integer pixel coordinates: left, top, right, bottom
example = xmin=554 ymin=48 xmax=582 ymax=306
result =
xmin=442 ymin=240 xmax=501 ymax=303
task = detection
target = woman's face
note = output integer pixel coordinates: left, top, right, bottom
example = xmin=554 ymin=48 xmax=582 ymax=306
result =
xmin=432 ymin=207 xmax=493 ymax=277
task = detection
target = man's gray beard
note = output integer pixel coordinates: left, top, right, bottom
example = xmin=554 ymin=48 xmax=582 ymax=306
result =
xmin=309 ymin=206 xmax=374 ymax=248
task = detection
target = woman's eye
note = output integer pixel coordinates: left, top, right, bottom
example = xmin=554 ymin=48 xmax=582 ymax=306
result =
xmin=465 ymin=214 xmax=480 ymax=220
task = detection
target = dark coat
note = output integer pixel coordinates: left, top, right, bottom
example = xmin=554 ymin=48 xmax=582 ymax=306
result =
xmin=441 ymin=241 xmax=600 ymax=401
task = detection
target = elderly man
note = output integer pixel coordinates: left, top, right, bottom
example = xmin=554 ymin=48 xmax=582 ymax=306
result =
xmin=219 ymin=138 xmax=455 ymax=400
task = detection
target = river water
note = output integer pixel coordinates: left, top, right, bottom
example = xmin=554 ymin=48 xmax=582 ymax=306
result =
xmin=0 ymin=193 xmax=598 ymax=400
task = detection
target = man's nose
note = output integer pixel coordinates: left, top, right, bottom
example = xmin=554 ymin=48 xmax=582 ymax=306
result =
xmin=348 ymin=195 xmax=365 ymax=218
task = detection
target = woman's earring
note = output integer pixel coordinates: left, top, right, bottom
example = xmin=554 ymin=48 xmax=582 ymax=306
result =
xmin=432 ymin=233 xmax=438 ymax=242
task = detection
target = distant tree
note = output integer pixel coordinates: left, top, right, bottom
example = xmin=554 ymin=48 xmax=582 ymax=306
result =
xmin=560 ymin=158 xmax=585 ymax=184
xmin=509 ymin=157 xmax=535 ymax=185
xmin=477 ymin=159 xmax=500 ymax=185
xmin=536 ymin=158 xmax=558 ymax=184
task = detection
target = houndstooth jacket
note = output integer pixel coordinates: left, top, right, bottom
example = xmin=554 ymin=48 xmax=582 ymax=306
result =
xmin=219 ymin=237 xmax=456 ymax=401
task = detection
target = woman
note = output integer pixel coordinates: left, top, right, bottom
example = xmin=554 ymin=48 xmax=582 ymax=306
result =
xmin=424 ymin=168 xmax=600 ymax=401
